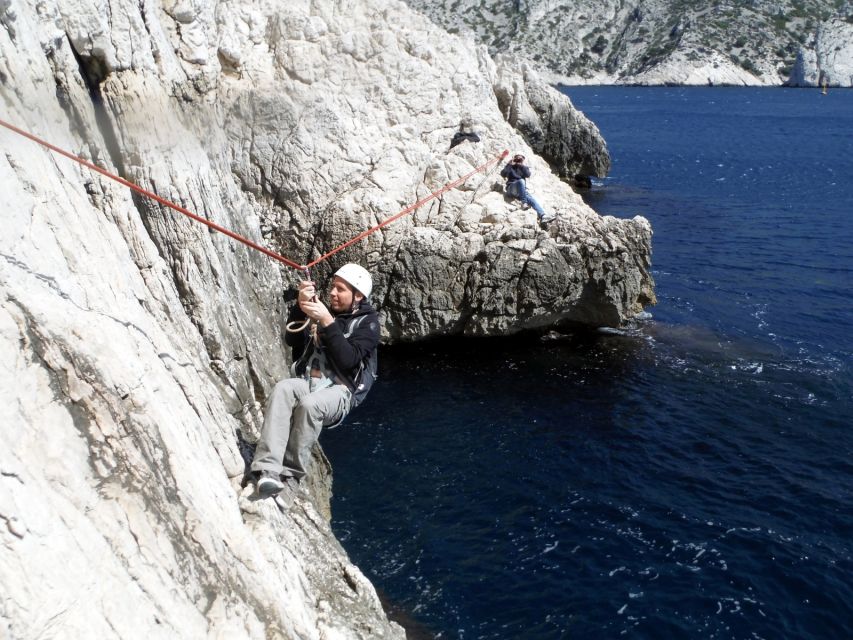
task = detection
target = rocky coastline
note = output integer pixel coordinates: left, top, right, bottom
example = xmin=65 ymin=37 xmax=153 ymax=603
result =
xmin=406 ymin=0 xmax=853 ymax=88
xmin=1 ymin=0 xmax=653 ymax=637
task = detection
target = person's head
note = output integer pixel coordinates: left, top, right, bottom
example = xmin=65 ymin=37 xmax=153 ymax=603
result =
xmin=512 ymin=154 xmax=525 ymax=165
xmin=329 ymin=263 xmax=373 ymax=313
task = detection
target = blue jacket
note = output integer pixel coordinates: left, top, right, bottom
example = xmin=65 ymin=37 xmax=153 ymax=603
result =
xmin=500 ymin=162 xmax=531 ymax=183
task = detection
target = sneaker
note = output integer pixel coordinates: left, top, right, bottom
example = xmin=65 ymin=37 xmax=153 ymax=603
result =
xmin=256 ymin=472 xmax=284 ymax=498
xmin=540 ymin=213 xmax=556 ymax=224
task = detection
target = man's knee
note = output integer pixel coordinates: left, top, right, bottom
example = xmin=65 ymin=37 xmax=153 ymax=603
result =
xmin=298 ymin=388 xmax=350 ymax=426
xmin=296 ymin=393 xmax=326 ymax=421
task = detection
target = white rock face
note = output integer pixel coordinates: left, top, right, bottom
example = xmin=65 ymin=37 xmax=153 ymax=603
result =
xmin=1 ymin=0 xmax=653 ymax=637
xmin=788 ymin=18 xmax=853 ymax=87
xmin=621 ymin=48 xmax=764 ymax=86
xmin=406 ymin=0 xmax=845 ymax=86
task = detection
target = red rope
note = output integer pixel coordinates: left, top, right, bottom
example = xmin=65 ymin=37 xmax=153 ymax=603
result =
xmin=1 ymin=118 xmax=507 ymax=273
xmin=0 ymin=118 xmax=304 ymax=269
xmin=305 ymin=149 xmax=508 ymax=268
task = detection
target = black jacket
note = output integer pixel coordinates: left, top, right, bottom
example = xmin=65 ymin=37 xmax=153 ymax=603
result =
xmin=500 ymin=162 xmax=531 ymax=183
xmin=449 ymin=131 xmax=480 ymax=150
xmin=286 ymin=301 xmax=380 ymax=407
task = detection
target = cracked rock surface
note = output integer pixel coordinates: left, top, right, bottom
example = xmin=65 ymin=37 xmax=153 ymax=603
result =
xmin=1 ymin=0 xmax=653 ymax=637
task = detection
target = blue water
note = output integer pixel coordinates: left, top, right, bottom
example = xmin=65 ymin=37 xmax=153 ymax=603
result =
xmin=324 ymin=88 xmax=853 ymax=639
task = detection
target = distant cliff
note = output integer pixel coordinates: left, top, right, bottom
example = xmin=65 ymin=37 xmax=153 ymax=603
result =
xmin=405 ymin=0 xmax=853 ymax=86
xmin=787 ymin=17 xmax=853 ymax=86
xmin=1 ymin=0 xmax=653 ymax=637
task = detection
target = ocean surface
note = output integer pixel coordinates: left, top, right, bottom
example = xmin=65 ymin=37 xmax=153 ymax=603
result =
xmin=324 ymin=87 xmax=853 ymax=639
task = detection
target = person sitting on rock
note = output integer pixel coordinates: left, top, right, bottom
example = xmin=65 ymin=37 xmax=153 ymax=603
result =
xmin=449 ymin=117 xmax=481 ymax=151
xmin=501 ymin=154 xmax=554 ymax=224
xmin=251 ymin=263 xmax=380 ymax=499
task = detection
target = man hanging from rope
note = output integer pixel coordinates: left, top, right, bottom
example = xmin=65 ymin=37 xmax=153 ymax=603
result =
xmin=251 ymin=263 xmax=380 ymax=499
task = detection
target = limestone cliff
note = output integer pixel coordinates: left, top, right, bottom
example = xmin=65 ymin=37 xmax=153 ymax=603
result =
xmin=405 ymin=0 xmax=853 ymax=87
xmin=787 ymin=17 xmax=853 ymax=87
xmin=1 ymin=0 xmax=653 ymax=637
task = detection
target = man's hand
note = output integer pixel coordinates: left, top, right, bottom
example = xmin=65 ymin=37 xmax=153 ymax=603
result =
xmin=300 ymin=298 xmax=334 ymax=327
xmin=297 ymin=281 xmax=334 ymax=327
xmin=297 ymin=280 xmax=317 ymax=303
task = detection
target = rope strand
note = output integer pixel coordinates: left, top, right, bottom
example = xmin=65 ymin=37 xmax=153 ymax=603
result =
xmin=0 ymin=118 xmax=305 ymax=270
xmin=1 ymin=118 xmax=507 ymax=273
xmin=305 ymin=150 xmax=508 ymax=268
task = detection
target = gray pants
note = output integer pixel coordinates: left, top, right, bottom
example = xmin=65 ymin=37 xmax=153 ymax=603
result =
xmin=251 ymin=378 xmax=352 ymax=480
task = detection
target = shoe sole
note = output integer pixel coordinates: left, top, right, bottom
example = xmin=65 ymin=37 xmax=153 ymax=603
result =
xmin=257 ymin=479 xmax=283 ymax=499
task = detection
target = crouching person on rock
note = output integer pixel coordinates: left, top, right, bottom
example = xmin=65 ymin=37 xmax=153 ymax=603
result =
xmin=251 ymin=263 xmax=380 ymax=499
xmin=501 ymin=153 xmax=554 ymax=224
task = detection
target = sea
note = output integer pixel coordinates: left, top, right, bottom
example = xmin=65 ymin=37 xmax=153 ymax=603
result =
xmin=323 ymin=87 xmax=853 ymax=639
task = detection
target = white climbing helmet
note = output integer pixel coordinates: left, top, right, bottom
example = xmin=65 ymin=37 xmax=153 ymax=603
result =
xmin=334 ymin=263 xmax=373 ymax=299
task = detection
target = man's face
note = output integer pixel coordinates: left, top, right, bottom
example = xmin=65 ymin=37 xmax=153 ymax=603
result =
xmin=328 ymin=276 xmax=362 ymax=313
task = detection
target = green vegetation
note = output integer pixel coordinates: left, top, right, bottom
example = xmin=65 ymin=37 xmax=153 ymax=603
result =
xmin=739 ymin=58 xmax=759 ymax=73
xmin=591 ymin=35 xmax=608 ymax=54
xmin=633 ymin=37 xmax=680 ymax=73
xmin=790 ymin=1 xmax=809 ymax=18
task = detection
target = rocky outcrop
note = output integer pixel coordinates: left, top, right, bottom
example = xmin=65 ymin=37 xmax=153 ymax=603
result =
xmin=406 ymin=0 xmax=851 ymax=86
xmin=1 ymin=0 xmax=653 ymax=637
xmin=787 ymin=18 xmax=853 ymax=87
xmin=493 ymin=55 xmax=611 ymax=179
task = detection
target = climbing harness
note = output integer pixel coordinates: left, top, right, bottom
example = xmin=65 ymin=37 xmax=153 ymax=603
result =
xmin=0 ymin=117 xmax=507 ymax=274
